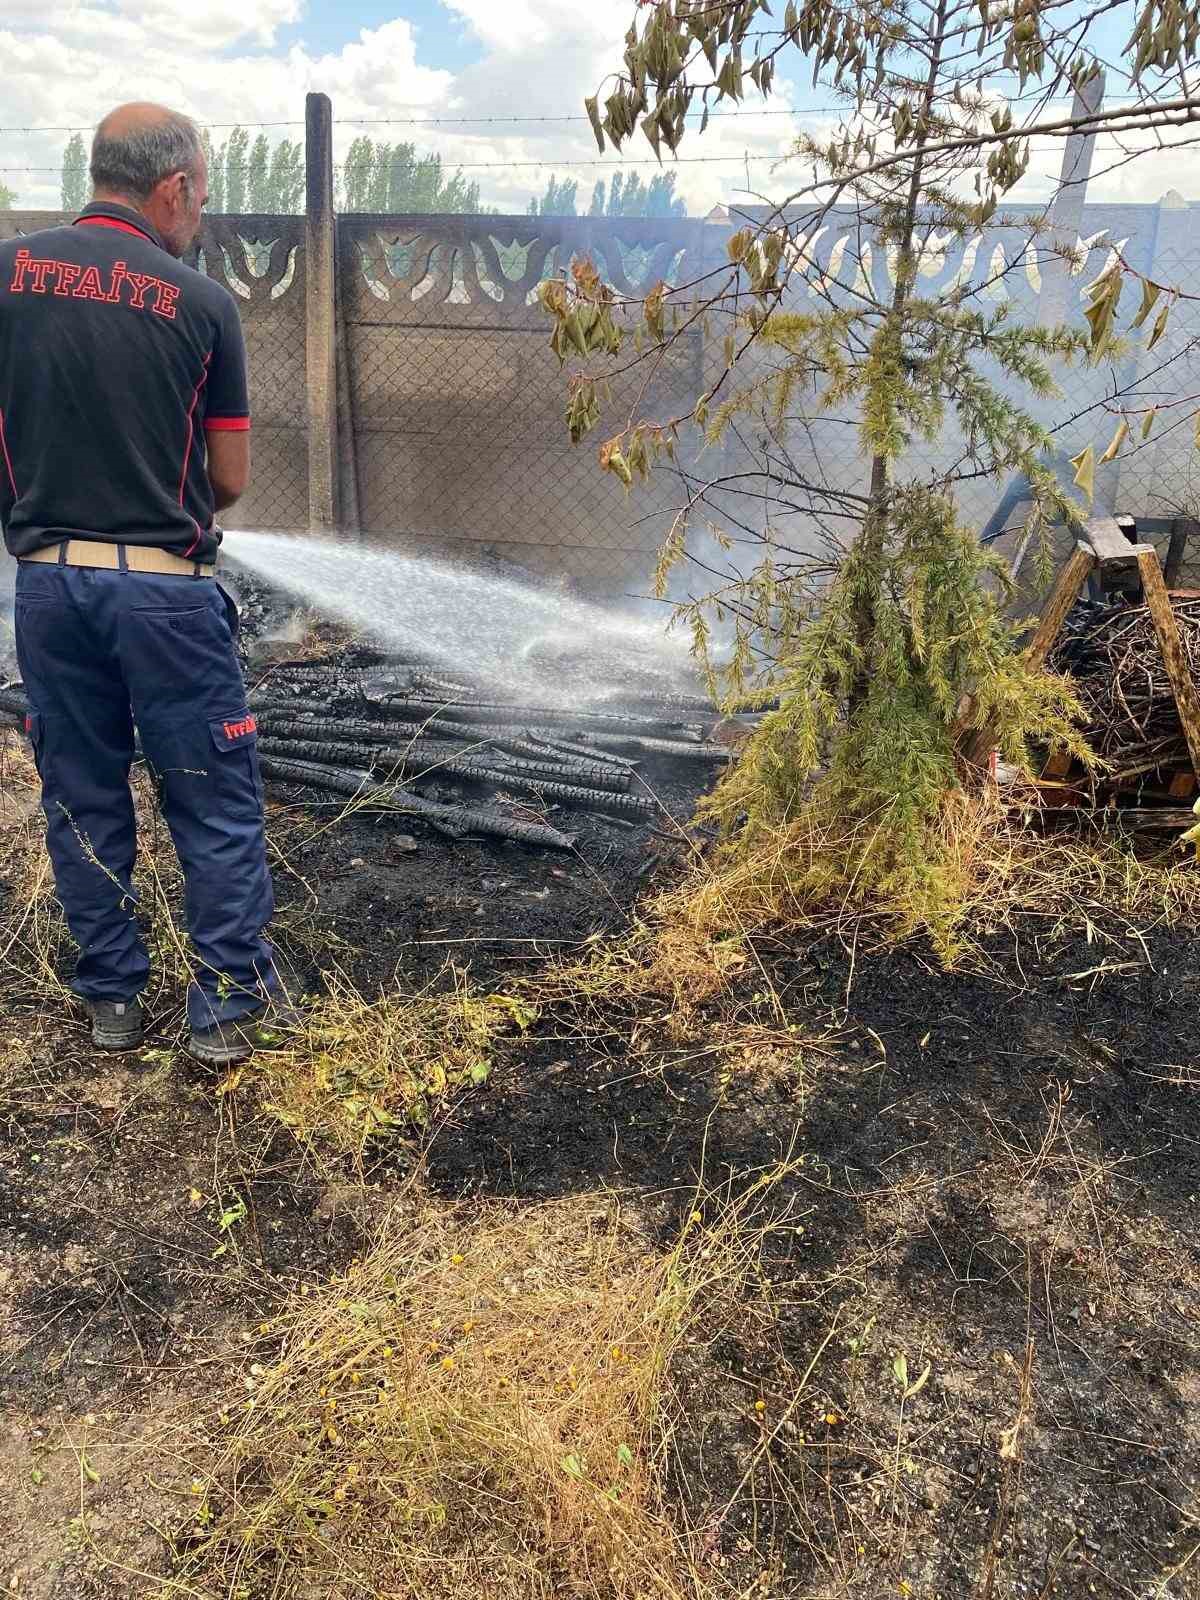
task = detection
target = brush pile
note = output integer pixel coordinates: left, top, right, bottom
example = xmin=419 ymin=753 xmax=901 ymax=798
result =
xmin=1046 ymin=595 xmax=1200 ymax=824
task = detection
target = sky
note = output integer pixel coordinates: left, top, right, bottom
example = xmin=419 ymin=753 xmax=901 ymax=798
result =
xmin=0 ymin=0 xmax=1197 ymax=215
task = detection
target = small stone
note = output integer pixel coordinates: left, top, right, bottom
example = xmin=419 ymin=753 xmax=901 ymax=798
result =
xmin=392 ymin=835 xmax=419 ymax=854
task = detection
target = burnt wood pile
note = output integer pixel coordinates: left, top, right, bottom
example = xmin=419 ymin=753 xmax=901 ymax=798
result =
xmin=0 ymin=651 xmax=736 ymax=854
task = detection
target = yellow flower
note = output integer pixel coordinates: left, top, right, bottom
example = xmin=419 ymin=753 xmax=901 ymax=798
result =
xmin=754 ymin=1400 xmax=767 ymax=1413
xmin=451 ymin=1253 xmax=464 ymax=1265
xmin=441 ymin=1356 xmax=456 ymax=1372
xmin=825 ymin=1412 xmax=840 ymax=1425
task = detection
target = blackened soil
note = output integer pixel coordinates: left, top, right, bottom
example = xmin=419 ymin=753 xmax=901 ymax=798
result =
xmin=423 ymin=920 xmax=1200 ymax=1599
xmin=267 ymin=755 xmax=711 ymax=993
xmin=3 ymin=732 xmax=1200 ymax=1598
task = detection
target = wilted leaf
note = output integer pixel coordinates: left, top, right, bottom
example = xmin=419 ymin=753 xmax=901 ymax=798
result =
xmin=907 ymin=1362 xmax=932 ymax=1399
xmin=1070 ymin=445 xmax=1095 ymax=502
xmin=1131 ymin=275 xmax=1161 ymax=329
xmin=1148 ymin=302 xmax=1170 ymax=350
xmin=1099 ymin=416 xmax=1128 ymax=463
xmin=564 ymin=310 xmax=589 ymax=360
xmin=584 ymin=96 xmax=605 ymax=154
xmin=1084 ymin=276 xmax=1119 ymax=353
xmin=893 ymin=1353 xmax=909 ymax=1388
xmin=1142 ymin=405 xmax=1157 ymax=440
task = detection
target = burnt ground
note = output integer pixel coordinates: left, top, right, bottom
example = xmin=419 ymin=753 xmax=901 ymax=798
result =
xmin=263 ymin=751 xmax=712 ymax=995
xmin=0 ymin=721 xmax=1198 ymax=1597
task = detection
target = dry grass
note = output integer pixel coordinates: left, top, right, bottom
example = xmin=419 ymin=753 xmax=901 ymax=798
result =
xmin=254 ymin=966 xmax=537 ymax=1163
xmin=0 ymin=733 xmax=347 ymax=1026
xmin=647 ymin=784 xmax=1200 ymax=970
xmin=155 ymin=1169 xmax=795 ymax=1600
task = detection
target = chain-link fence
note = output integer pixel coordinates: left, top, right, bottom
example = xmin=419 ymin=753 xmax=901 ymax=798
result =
xmin=198 ymin=217 xmax=308 ymax=530
xmin=706 ymin=197 xmax=1200 ymax=607
xmin=3 ymin=190 xmax=1200 ymax=596
xmin=336 ymin=215 xmax=714 ymax=591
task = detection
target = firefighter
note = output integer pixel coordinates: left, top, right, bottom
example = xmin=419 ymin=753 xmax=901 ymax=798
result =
xmin=0 ymin=103 xmax=292 ymax=1066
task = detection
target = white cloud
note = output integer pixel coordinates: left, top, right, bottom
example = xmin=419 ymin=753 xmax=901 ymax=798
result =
xmin=0 ymin=0 xmax=815 ymax=215
xmin=10 ymin=0 xmax=1180 ymax=220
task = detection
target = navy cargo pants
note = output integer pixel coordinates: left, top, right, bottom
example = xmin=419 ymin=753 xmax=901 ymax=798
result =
xmin=14 ymin=559 xmax=277 ymax=1029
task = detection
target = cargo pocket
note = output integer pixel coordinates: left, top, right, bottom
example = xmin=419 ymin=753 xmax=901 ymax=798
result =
xmin=209 ymin=711 xmax=264 ymax=818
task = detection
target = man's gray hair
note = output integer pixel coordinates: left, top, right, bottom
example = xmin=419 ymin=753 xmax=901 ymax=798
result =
xmin=90 ymin=113 xmax=203 ymax=202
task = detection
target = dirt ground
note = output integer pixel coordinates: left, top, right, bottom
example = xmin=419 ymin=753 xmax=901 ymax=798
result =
xmin=1 ymin=739 xmax=1199 ymax=1599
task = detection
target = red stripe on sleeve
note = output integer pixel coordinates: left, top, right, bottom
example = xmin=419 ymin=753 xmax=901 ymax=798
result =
xmin=204 ymin=416 xmax=251 ymax=433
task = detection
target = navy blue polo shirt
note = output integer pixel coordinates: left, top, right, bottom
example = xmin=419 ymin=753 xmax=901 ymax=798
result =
xmin=0 ymin=201 xmax=250 ymax=566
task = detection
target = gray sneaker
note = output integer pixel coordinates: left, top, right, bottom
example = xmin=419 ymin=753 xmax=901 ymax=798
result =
xmin=85 ymin=998 xmax=145 ymax=1052
xmin=188 ymin=998 xmax=302 ymax=1068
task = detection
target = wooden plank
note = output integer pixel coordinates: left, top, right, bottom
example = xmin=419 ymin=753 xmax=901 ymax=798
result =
xmin=1137 ymin=547 xmax=1200 ymax=784
xmin=1081 ymin=519 xmax=1154 ymax=567
xmin=1040 ymin=751 xmax=1073 ymax=780
xmin=1164 ymin=517 xmax=1196 ymax=589
xmin=1043 ymin=805 xmax=1197 ymax=832
xmin=960 ymin=545 xmax=1096 ymax=768
xmin=1028 ymin=545 xmax=1096 ymax=666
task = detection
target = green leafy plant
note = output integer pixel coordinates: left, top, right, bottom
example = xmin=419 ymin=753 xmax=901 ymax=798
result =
xmin=541 ymin=0 xmax=1200 ymax=946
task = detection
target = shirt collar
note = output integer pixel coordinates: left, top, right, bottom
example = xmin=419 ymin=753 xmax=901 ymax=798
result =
xmin=73 ymin=201 xmax=164 ymax=252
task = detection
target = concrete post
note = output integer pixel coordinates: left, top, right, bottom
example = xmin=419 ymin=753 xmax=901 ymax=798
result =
xmin=1110 ymin=187 xmax=1189 ymax=523
xmin=1037 ymin=69 xmax=1105 ymax=327
xmin=305 ymin=91 xmax=338 ymax=533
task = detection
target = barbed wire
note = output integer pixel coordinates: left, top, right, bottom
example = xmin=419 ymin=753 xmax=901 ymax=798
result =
xmin=0 ymin=89 xmax=1162 ymax=138
xmin=0 ymin=109 xmax=834 ymax=135
xmin=1 ymin=153 xmax=811 ymax=175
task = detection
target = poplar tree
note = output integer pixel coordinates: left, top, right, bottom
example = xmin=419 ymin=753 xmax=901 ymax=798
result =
xmin=60 ymin=134 xmax=87 ymax=213
xmin=224 ymin=127 xmax=250 ymax=215
xmin=201 ymin=130 xmax=226 ymax=214
xmin=542 ymin=0 xmax=1200 ymax=940
xmin=246 ymin=132 xmax=271 ymax=211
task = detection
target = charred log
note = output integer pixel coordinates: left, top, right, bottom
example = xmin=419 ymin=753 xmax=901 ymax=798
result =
xmin=258 ymin=756 xmax=576 ymax=850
